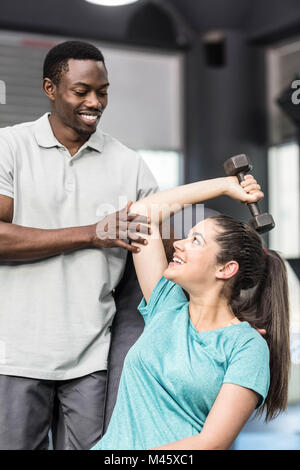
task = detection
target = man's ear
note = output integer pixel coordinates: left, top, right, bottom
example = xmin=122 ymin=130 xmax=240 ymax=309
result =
xmin=216 ymin=260 xmax=239 ymax=280
xmin=43 ymin=78 xmax=56 ymax=102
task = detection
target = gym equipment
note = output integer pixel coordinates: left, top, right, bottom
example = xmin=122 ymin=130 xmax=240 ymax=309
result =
xmin=224 ymin=154 xmax=275 ymax=233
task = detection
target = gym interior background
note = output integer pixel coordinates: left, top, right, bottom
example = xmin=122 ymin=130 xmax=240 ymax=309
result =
xmin=0 ymin=0 xmax=299 ymax=450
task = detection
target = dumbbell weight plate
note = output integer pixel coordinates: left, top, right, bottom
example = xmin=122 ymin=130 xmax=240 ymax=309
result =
xmin=249 ymin=213 xmax=275 ymax=233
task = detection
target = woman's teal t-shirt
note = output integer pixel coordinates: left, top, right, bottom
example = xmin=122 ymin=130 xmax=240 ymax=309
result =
xmin=92 ymin=276 xmax=270 ymax=450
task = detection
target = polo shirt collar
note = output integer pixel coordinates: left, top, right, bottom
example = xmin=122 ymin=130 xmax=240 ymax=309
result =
xmin=34 ymin=113 xmax=59 ymax=148
xmin=34 ymin=113 xmax=104 ymax=153
xmin=86 ymin=127 xmax=104 ymax=153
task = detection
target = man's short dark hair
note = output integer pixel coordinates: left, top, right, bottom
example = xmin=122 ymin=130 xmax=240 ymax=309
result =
xmin=43 ymin=40 xmax=105 ymax=85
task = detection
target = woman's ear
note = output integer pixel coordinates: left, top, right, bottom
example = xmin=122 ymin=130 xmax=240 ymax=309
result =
xmin=216 ymin=260 xmax=239 ymax=280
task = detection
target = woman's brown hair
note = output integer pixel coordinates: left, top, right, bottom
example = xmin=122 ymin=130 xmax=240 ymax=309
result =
xmin=210 ymin=215 xmax=290 ymax=421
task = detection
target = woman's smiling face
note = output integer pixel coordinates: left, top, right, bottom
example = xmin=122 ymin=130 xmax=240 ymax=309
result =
xmin=163 ymin=218 xmax=223 ymax=292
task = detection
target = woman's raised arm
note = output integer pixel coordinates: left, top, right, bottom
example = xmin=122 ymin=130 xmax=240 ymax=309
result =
xmin=129 ymin=174 xmax=263 ymax=303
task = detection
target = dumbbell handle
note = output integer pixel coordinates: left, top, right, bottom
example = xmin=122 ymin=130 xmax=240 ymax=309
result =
xmin=236 ymin=172 xmax=261 ymax=218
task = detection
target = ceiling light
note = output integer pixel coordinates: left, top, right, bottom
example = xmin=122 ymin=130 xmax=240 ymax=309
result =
xmin=86 ymin=0 xmax=140 ymax=6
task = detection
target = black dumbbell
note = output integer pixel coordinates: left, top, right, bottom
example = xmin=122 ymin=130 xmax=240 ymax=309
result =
xmin=224 ymin=154 xmax=275 ymax=233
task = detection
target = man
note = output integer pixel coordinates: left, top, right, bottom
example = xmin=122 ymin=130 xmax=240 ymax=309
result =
xmin=0 ymin=40 xmax=158 ymax=450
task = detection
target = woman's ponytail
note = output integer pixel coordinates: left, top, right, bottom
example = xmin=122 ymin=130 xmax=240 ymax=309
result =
xmin=252 ymin=249 xmax=290 ymax=421
xmin=211 ymin=215 xmax=291 ymax=421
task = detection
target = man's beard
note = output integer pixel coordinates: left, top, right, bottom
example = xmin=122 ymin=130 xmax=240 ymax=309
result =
xmin=73 ymin=121 xmax=98 ymax=137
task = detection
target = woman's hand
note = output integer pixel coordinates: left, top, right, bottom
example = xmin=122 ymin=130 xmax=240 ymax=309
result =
xmin=224 ymin=174 xmax=264 ymax=204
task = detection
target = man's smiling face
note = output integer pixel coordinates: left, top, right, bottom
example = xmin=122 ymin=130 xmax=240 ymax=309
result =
xmin=49 ymin=58 xmax=109 ymax=137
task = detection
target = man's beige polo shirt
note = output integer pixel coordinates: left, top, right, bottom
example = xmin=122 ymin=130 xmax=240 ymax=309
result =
xmin=0 ymin=113 xmax=158 ymax=380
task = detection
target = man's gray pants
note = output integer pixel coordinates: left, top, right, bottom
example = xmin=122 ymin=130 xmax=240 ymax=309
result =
xmin=0 ymin=371 xmax=107 ymax=450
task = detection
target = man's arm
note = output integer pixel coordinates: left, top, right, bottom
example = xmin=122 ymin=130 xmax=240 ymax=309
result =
xmin=152 ymin=383 xmax=259 ymax=450
xmin=0 ymin=196 xmax=150 ymax=261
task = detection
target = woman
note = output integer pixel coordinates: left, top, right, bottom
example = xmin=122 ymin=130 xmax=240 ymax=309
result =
xmin=91 ymin=173 xmax=290 ymax=450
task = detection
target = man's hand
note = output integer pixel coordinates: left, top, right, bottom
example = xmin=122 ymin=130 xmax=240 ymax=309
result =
xmin=92 ymin=201 xmax=151 ymax=253
xmin=224 ymin=174 xmax=264 ymax=204
xmin=256 ymin=328 xmax=267 ymax=336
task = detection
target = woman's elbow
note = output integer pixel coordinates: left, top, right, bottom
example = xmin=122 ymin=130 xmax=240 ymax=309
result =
xmin=196 ymin=436 xmax=231 ymax=450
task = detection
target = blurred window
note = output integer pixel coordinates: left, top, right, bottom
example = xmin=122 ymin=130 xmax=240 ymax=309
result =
xmin=138 ymin=150 xmax=183 ymax=190
xmin=268 ymin=142 xmax=300 ymax=258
